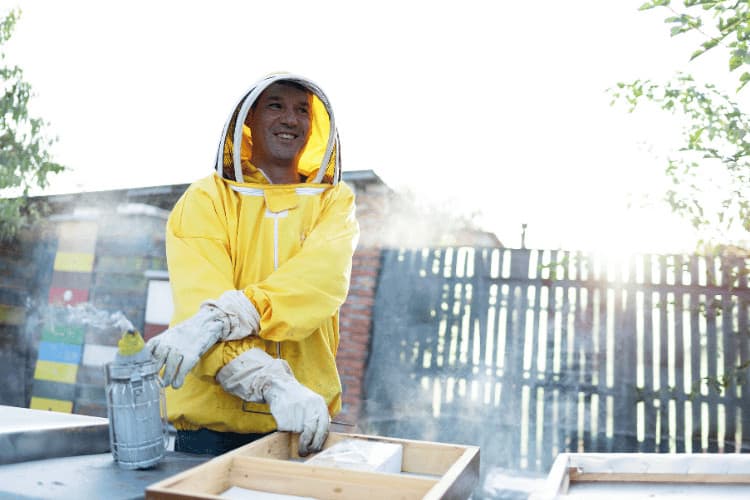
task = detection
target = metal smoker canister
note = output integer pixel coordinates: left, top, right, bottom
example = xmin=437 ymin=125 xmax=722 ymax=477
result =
xmin=105 ymin=329 xmax=168 ymax=469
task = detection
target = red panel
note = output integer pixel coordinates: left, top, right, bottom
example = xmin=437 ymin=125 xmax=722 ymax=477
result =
xmin=143 ymin=323 xmax=168 ymax=342
xmin=48 ymin=287 xmax=89 ymax=305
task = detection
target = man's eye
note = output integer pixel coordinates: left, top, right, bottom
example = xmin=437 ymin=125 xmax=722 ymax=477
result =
xmin=268 ymin=103 xmax=282 ymax=109
xmin=298 ymin=107 xmax=309 ymax=115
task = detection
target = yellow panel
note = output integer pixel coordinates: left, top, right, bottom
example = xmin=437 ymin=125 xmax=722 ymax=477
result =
xmin=56 ymin=221 xmax=98 ymax=252
xmin=53 ymin=252 xmax=95 ymax=272
xmin=30 ymin=397 xmax=73 ymax=413
xmin=0 ymin=304 xmax=25 ymax=325
xmin=34 ymin=360 xmax=78 ymax=384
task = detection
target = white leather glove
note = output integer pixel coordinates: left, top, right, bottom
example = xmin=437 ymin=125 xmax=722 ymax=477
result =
xmin=216 ymin=348 xmax=330 ymax=456
xmin=147 ymin=290 xmax=260 ymax=389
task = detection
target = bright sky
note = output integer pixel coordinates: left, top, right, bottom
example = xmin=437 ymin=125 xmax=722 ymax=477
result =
xmin=5 ymin=1 xmax=734 ymax=254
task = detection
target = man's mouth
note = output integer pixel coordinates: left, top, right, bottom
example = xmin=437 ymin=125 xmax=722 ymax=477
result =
xmin=275 ymin=132 xmax=297 ymax=140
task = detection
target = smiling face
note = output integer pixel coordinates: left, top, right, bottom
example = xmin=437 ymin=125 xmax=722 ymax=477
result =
xmin=245 ymin=81 xmax=312 ymax=179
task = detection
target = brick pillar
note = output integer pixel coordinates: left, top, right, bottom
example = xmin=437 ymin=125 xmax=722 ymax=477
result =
xmin=336 ymin=248 xmax=381 ymax=425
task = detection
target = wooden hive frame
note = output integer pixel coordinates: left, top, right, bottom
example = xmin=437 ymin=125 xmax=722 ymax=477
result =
xmin=530 ymin=452 xmax=750 ymax=499
xmin=146 ymin=431 xmax=480 ymax=500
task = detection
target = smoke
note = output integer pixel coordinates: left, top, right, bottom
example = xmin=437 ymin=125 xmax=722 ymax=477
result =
xmin=54 ymin=302 xmax=135 ymax=332
xmin=65 ymin=302 xmax=135 ymax=331
xmin=357 ymin=187 xmax=500 ymax=249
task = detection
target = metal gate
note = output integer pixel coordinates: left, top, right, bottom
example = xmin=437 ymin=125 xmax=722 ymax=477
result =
xmin=363 ymin=247 xmax=750 ymax=476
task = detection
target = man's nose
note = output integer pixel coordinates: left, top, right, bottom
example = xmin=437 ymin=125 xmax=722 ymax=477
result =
xmin=280 ymin=108 xmax=299 ymax=127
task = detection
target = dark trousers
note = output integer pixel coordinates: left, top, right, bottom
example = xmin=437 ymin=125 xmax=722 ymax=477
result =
xmin=175 ymin=428 xmax=271 ymax=456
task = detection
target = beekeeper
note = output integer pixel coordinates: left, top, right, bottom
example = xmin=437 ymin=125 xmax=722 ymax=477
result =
xmin=147 ymin=73 xmax=359 ymax=457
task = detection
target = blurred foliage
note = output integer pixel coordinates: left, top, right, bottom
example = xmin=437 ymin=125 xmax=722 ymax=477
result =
xmin=0 ymin=8 xmax=64 ymax=241
xmin=641 ymin=0 xmax=750 ymax=90
xmin=609 ymin=1 xmax=750 ymax=254
xmin=611 ymin=75 xmax=750 ymax=244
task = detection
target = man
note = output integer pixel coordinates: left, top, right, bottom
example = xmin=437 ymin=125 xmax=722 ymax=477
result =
xmin=147 ymin=73 xmax=359 ymax=457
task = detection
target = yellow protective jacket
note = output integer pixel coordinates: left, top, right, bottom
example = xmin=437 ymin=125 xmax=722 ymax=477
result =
xmin=165 ymin=74 xmax=359 ymax=433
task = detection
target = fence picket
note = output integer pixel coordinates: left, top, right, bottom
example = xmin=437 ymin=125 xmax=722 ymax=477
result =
xmin=705 ymin=257 xmax=720 ymax=453
xmin=721 ymin=259 xmax=734 ymax=452
xmin=673 ymin=255 xmax=687 ymax=453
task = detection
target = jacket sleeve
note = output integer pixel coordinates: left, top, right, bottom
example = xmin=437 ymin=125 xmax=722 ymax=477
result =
xmin=165 ymin=183 xmax=236 ymax=326
xmin=243 ymin=182 xmax=360 ymax=342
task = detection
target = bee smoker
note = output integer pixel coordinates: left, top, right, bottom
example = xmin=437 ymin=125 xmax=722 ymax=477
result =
xmin=105 ymin=329 xmax=168 ymax=469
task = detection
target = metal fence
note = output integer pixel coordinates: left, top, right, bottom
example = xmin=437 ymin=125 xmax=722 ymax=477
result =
xmin=363 ymin=247 xmax=750 ymax=476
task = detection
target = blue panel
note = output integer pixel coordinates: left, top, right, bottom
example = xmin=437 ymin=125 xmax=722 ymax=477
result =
xmin=37 ymin=340 xmax=83 ymax=365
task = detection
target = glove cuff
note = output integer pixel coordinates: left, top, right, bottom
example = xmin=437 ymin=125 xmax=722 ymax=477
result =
xmin=216 ymin=348 xmax=293 ymax=403
xmin=202 ymin=290 xmax=261 ymax=341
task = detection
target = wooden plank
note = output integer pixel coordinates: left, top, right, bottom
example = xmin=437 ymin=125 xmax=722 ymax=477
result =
xmin=557 ymin=271 xmax=575 ymax=455
xmin=228 ymin=456 xmax=435 ymax=500
xmin=705 ymin=260 xmax=720 ymax=453
xmin=542 ymin=251 xmax=563 ymax=467
xmin=578 ymin=254 xmax=596 ymax=453
xmin=565 ymin=252 xmax=593 ymax=451
xmin=612 ymin=255 xmax=637 ymax=452
xmin=595 ymin=276 xmax=608 ymax=452
xmin=571 ymin=471 xmax=750 ymax=484
xmin=533 ymin=454 xmax=572 ymax=499
xmin=673 ymin=255 xmax=687 ymax=453
xmin=564 ymin=452 xmax=750 ymax=483
xmin=737 ymin=258 xmax=750 ymax=448
xmin=444 ymin=248 xmax=463 ymax=377
xmin=492 ymin=249 xmax=509 ymax=375
xmin=514 ymin=263 xmax=530 ymax=466
xmin=641 ymin=254 xmax=656 ymax=452
xmin=498 ymin=253 xmax=522 ymax=464
xmin=415 ymin=248 xmax=440 ymax=381
xmin=657 ymin=254 xmax=670 ymax=453
xmin=146 ymin=456 xmax=231 ymax=498
xmin=689 ymin=255 xmax=703 ymax=453
xmin=720 ymin=257 xmax=737 ymax=452
xmin=422 ymin=446 xmax=480 ymax=500
xmin=469 ymin=248 xmax=489 ymax=374
xmin=527 ymin=249 xmax=544 ymax=469
xmin=231 ymin=430 xmax=294 ymax=459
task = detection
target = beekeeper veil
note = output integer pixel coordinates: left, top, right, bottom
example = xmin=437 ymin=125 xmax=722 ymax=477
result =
xmin=215 ymin=73 xmax=341 ymax=185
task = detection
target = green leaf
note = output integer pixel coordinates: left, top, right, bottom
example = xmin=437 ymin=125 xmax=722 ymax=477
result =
xmin=639 ymin=0 xmax=670 ymax=11
xmin=730 ymin=54 xmax=743 ymax=71
xmin=690 ymin=48 xmax=706 ymax=60
xmin=739 ymin=71 xmax=750 ymax=91
xmin=703 ymin=38 xmax=720 ymax=51
xmin=671 ymin=25 xmax=689 ymax=36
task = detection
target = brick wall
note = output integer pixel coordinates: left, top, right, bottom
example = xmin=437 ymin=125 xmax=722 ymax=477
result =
xmin=334 ymin=248 xmax=381 ymax=425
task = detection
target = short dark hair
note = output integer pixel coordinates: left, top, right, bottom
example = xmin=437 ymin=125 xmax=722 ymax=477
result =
xmin=250 ymin=80 xmax=311 ymax=112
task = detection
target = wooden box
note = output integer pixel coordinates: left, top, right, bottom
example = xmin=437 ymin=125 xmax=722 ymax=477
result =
xmin=146 ymin=431 xmax=480 ymax=500
xmin=530 ymin=452 xmax=750 ymax=499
